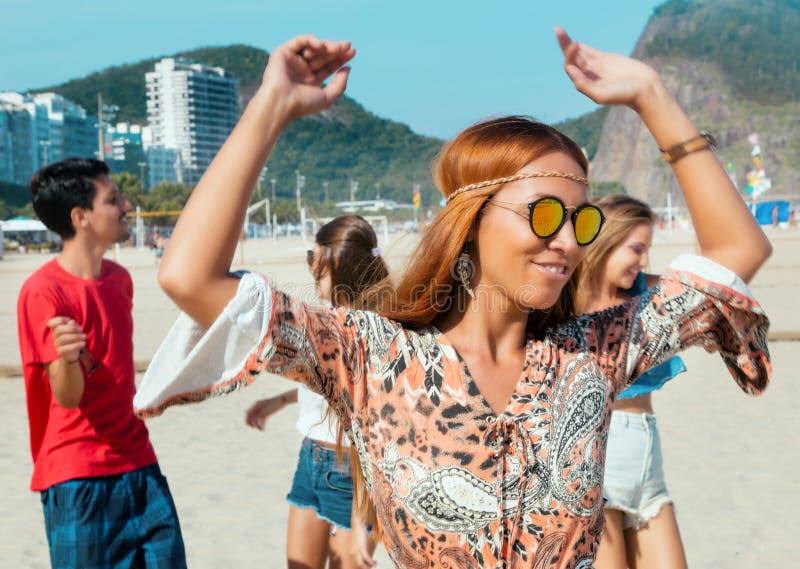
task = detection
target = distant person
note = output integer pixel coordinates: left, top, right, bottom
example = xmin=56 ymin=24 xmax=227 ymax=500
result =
xmin=134 ymin=32 xmax=771 ymax=567
xmin=576 ymin=195 xmax=688 ymax=569
xmin=154 ymin=234 xmax=169 ymax=264
xmin=17 ymin=158 xmax=186 ymax=568
xmin=245 ymin=215 xmax=387 ymax=569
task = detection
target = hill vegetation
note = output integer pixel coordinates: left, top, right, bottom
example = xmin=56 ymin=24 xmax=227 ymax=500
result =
xmin=28 ymin=0 xmax=799 ymax=216
xmin=553 ymin=107 xmax=609 ymax=161
xmin=34 ymin=46 xmax=444 ymax=209
xmin=643 ymin=0 xmax=800 ymax=105
xmin=589 ymin=0 xmax=800 ymax=206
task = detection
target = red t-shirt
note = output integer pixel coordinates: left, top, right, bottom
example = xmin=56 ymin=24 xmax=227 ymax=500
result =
xmin=17 ymin=258 xmax=157 ymax=491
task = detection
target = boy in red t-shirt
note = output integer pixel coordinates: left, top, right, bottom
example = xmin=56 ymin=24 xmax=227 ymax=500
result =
xmin=17 ymin=158 xmax=186 ymax=568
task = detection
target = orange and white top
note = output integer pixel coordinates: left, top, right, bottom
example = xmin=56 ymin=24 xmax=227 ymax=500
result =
xmin=135 ymin=254 xmax=770 ymax=569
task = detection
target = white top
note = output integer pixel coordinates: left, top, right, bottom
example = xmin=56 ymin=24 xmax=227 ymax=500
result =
xmin=296 ymin=384 xmax=348 ymax=445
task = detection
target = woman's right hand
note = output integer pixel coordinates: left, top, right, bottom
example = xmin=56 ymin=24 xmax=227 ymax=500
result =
xmin=245 ymin=395 xmax=287 ymax=430
xmin=350 ymin=513 xmax=377 ymax=568
xmin=260 ymin=35 xmax=356 ymax=120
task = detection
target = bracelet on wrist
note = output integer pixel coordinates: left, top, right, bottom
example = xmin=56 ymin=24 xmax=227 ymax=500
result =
xmin=659 ymin=132 xmax=716 ymax=164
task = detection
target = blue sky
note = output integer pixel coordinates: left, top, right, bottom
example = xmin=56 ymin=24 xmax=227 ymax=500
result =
xmin=2 ymin=0 xmax=666 ymax=139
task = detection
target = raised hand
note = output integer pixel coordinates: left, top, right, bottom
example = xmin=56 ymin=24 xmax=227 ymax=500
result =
xmin=158 ymin=35 xmax=356 ymax=328
xmin=555 ymin=26 xmax=661 ymax=111
xmin=47 ymin=317 xmax=86 ymax=363
xmin=262 ymin=35 xmax=356 ymax=120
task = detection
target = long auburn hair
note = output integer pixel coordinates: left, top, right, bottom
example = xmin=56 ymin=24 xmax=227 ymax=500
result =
xmin=575 ymin=194 xmax=655 ymax=311
xmin=382 ymin=116 xmax=589 ymax=337
xmin=348 ymin=118 xmax=591 ymax=526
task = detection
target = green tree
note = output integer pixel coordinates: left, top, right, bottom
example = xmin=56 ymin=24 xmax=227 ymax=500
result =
xmin=553 ymin=108 xmax=609 ymax=161
xmin=113 ymin=172 xmax=145 ymax=207
xmin=589 ymin=181 xmax=627 ymax=198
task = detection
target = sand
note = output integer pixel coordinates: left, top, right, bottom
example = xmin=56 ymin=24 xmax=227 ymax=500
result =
xmin=0 ymin=228 xmax=797 ymax=568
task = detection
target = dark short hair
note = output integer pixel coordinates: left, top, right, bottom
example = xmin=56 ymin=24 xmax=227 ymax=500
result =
xmin=29 ymin=158 xmax=110 ymax=239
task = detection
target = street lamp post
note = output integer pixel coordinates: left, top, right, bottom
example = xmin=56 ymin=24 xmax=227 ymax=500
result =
xmin=258 ymin=166 xmax=268 ymax=200
xmin=270 ymin=178 xmax=277 ymax=202
xmin=323 ymin=181 xmax=329 ymax=205
xmin=295 ymin=170 xmax=305 ymax=213
xmin=96 ymin=95 xmax=119 ymax=162
xmin=138 ymin=161 xmax=147 ymax=191
xmin=97 ymin=94 xmax=105 ymax=161
xmin=350 ymin=180 xmax=358 ymax=203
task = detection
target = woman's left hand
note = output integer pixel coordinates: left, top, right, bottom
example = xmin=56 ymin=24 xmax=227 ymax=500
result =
xmin=555 ymin=26 xmax=662 ymax=111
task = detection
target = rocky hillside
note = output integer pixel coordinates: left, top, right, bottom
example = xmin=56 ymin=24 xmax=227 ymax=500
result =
xmin=590 ymin=0 xmax=800 ymax=209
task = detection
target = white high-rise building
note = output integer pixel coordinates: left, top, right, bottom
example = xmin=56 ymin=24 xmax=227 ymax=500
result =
xmin=145 ymin=58 xmax=239 ymax=186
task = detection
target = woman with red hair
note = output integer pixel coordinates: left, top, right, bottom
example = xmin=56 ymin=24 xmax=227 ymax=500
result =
xmin=136 ymin=29 xmax=771 ymax=568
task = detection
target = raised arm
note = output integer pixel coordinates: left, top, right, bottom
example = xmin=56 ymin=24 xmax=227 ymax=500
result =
xmin=556 ymin=27 xmax=771 ymax=283
xmin=158 ymin=36 xmax=355 ymax=327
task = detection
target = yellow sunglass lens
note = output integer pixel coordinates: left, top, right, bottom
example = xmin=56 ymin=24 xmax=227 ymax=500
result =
xmin=531 ymin=198 xmax=564 ymax=237
xmin=575 ymin=207 xmax=602 ymax=245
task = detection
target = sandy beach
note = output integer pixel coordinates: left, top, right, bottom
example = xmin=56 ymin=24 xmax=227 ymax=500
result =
xmin=1 ymin=228 xmax=797 ymax=568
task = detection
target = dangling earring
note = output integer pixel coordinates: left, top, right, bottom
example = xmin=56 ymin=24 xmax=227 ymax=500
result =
xmin=455 ymin=252 xmax=475 ymax=299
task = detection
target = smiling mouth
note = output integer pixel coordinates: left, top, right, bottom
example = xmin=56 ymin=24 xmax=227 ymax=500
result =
xmin=533 ymin=263 xmax=568 ymax=276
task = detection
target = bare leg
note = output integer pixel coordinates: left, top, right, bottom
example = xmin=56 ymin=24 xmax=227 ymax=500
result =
xmin=287 ymin=505 xmax=332 ymax=569
xmin=625 ymin=504 xmax=688 ymax=569
xmin=594 ymin=509 xmax=629 ymax=569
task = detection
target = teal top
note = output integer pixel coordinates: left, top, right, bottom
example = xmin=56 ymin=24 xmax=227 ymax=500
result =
xmin=618 ymin=272 xmax=687 ymax=399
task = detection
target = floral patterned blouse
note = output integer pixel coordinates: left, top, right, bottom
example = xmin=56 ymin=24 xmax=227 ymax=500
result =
xmin=135 ymin=255 xmax=770 ymax=569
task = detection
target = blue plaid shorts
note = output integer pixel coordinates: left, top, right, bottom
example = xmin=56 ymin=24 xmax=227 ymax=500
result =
xmin=40 ymin=464 xmax=186 ymax=569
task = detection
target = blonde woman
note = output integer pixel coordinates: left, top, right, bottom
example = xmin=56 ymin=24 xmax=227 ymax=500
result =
xmin=576 ymin=195 xmax=688 ymax=569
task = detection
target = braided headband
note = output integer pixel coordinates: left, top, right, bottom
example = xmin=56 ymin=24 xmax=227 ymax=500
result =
xmin=446 ymin=170 xmax=588 ymax=204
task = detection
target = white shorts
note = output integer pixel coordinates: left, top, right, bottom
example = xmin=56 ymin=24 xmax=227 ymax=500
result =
xmin=602 ymin=411 xmax=673 ymax=529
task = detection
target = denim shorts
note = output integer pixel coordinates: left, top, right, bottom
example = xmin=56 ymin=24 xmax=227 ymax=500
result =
xmin=287 ymin=437 xmax=355 ymax=530
xmin=40 ymin=463 xmax=186 ymax=568
xmin=602 ymin=411 xmax=673 ymax=530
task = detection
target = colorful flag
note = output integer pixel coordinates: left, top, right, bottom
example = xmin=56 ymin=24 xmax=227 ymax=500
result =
xmin=412 ymin=183 xmax=421 ymax=210
xmin=725 ymin=160 xmax=738 ymax=188
xmin=744 ymin=134 xmax=771 ymax=198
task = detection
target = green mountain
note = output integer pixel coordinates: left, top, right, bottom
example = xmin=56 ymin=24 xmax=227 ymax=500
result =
xmin=643 ymin=0 xmax=800 ymax=105
xmin=553 ymin=107 xmax=609 ymax=162
xmin=587 ymin=0 xmax=800 ymax=207
xmin=33 ymin=0 xmax=800 ymax=211
xmin=34 ymin=46 xmax=444 ymax=207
